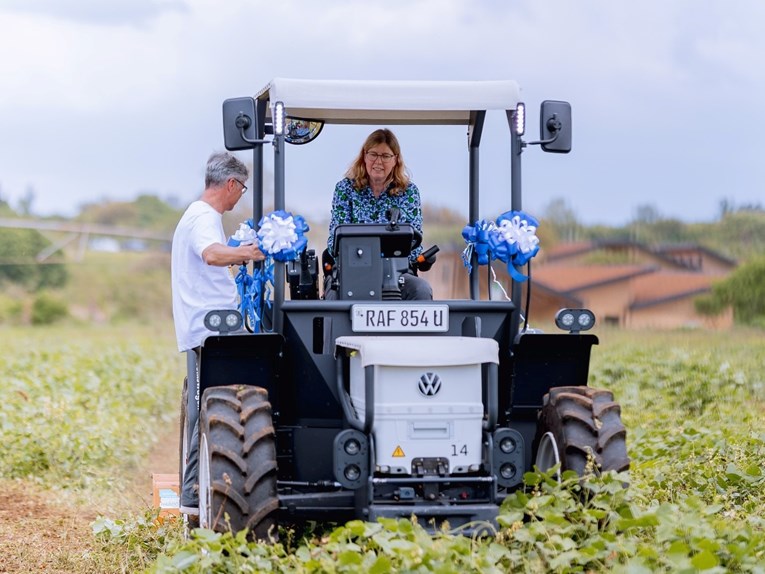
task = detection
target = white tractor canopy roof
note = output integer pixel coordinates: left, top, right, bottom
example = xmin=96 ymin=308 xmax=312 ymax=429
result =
xmin=256 ymin=78 xmax=522 ymax=125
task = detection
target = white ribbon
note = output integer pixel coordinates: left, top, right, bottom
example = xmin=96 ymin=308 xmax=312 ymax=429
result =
xmin=231 ymin=222 xmax=257 ymax=245
xmin=496 ymin=215 xmax=539 ymax=255
xmin=258 ymin=214 xmax=298 ymax=255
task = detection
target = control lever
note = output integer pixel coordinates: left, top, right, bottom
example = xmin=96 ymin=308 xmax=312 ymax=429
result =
xmin=415 ymin=245 xmax=439 ymax=272
xmin=287 ymin=249 xmax=318 ymax=300
xmin=385 ymin=207 xmax=401 ymax=230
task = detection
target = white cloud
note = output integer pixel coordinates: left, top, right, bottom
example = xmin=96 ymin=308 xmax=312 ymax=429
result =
xmin=0 ymin=0 xmax=187 ymax=26
xmin=0 ymin=0 xmax=763 ymax=224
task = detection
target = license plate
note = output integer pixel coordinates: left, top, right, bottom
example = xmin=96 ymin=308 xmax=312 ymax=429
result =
xmin=351 ymin=304 xmax=449 ymax=332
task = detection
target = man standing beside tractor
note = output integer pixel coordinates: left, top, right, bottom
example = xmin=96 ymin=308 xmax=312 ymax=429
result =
xmin=171 ymin=151 xmax=264 ymax=516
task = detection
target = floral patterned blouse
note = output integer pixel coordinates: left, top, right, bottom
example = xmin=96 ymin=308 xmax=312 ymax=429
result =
xmin=327 ymin=178 xmax=424 ymax=263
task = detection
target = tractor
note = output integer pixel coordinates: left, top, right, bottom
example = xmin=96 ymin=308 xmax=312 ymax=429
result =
xmin=179 ymin=78 xmax=629 ymax=539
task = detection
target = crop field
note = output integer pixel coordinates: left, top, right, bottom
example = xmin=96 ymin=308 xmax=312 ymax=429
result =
xmin=1 ymin=325 xmax=764 ymax=573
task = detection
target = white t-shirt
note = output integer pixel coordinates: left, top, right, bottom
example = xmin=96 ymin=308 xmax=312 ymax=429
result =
xmin=171 ymin=200 xmax=237 ymax=352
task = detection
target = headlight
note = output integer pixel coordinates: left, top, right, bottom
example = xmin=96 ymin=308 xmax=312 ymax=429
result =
xmin=499 ymin=436 xmax=517 ymax=454
xmin=555 ymin=308 xmax=596 ymax=333
xmin=500 ymin=463 xmax=517 ymax=480
xmin=344 ymin=464 xmax=361 ymax=482
xmin=344 ymin=438 xmax=361 ymax=456
xmin=204 ymin=310 xmax=243 ymax=333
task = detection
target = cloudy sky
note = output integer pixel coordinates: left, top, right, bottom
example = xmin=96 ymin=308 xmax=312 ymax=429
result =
xmin=1 ymin=0 xmax=763 ymax=227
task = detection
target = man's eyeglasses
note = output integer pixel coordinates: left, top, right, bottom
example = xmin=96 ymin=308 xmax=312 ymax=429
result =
xmin=233 ymin=178 xmax=248 ymax=194
xmin=366 ymin=151 xmax=396 ymax=163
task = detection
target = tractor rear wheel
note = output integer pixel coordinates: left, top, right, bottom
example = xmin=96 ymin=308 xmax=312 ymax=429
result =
xmin=534 ymin=386 xmax=629 ymax=476
xmin=198 ymin=385 xmax=278 ymax=541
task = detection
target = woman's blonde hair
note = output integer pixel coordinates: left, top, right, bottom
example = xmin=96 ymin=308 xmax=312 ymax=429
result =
xmin=345 ymin=129 xmax=410 ymax=195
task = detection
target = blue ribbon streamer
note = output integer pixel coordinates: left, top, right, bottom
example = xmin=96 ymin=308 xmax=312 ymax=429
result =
xmin=234 ymin=265 xmax=258 ymax=330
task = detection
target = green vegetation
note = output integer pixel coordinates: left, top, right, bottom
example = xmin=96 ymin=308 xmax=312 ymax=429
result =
xmin=0 ymin=193 xmax=178 ymax=320
xmin=30 ymin=291 xmax=69 ymax=324
xmin=131 ymin=329 xmax=764 ymax=573
xmin=541 ymin=198 xmax=765 ymax=264
xmin=0 ymin=325 xmax=181 ymax=497
xmin=0 ymin=228 xmax=68 ymax=290
xmin=62 ymin=251 xmax=173 ymax=324
xmin=0 ymin=291 xmax=23 ymax=323
xmin=696 ymin=256 xmax=765 ymax=327
xmin=2 ymin=324 xmax=760 ymax=572
xmin=1 ymin=194 xmax=764 ymax=570
xmin=76 ymin=193 xmax=183 ymax=232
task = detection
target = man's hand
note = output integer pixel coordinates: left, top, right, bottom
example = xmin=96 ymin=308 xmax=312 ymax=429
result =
xmin=202 ymin=242 xmax=265 ymax=267
xmin=238 ymin=243 xmax=265 ymax=264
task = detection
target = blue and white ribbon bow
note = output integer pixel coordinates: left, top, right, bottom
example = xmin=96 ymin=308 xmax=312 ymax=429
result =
xmin=461 ymin=210 xmax=540 ymax=282
xmin=257 ymin=210 xmax=309 ymax=262
xmin=228 ymin=211 xmax=308 ymax=332
xmin=461 ymin=220 xmax=493 ymax=272
xmin=227 ymin=220 xmax=257 ymax=247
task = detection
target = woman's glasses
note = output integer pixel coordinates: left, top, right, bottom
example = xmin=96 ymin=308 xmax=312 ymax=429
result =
xmin=366 ymin=151 xmax=396 ymax=163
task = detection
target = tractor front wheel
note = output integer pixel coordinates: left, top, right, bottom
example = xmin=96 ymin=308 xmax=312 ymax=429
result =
xmin=198 ymin=385 xmax=278 ymax=541
xmin=534 ymin=386 xmax=629 ymax=477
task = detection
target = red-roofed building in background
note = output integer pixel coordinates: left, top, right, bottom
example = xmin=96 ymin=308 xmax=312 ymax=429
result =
xmin=436 ymin=240 xmax=735 ymax=329
xmin=527 ymin=241 xmax=734 ymax=329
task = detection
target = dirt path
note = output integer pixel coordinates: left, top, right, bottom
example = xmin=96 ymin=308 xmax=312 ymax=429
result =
xmin=0 ymin=480 xmax=100 ymax=573
xmin=0 ymin=420 xmax=179 ymax=574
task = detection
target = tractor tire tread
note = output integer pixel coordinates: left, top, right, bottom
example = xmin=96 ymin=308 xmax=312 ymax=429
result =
xmin=535 ymin=385 xmax=630 ymax=476
xmin=200 ymin=385 xmax=278 ymax=541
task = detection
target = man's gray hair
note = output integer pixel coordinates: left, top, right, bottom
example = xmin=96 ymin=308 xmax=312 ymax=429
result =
xmin=205 ymin=152 xmax=249 ymax=188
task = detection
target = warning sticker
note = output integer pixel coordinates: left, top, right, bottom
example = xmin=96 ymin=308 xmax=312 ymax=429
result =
xmin=392 ymin=446 xmax=405 ymax=457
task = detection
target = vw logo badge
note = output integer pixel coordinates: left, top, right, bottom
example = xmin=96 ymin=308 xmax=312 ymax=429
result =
xmin=418 ymin=372 xmax=441 ymax=397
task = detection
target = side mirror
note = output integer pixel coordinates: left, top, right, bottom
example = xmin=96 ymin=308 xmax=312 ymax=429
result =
xmin=222 ymin=97 xmax=258 ymax=151
xmin=285 ymin=118 xmax=324 ymax=145
xmin=540 ymin=100 xmax=572 ymax=153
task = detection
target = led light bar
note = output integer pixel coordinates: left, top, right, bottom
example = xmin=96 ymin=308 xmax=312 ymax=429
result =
xmin=554 ymin=308 xmax=596 ymax=333
xmin=514 ymin=102 xmax=525 ymax=136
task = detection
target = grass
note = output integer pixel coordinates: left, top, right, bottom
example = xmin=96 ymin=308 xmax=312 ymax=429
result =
xmin=2 ymin=324 xmax=764 ymax=572
xmin=0 ymin=323 xmax=183 ymax=508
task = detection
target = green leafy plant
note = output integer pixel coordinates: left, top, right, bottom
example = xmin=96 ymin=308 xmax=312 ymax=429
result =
xmin=30 ymin=291 xmax=69 ymax=325
xmin=92 ymin=510 xmax=185 ymax=572
xmin=0 ymin=326 xmax=181 ymax=492
xmin=3 ymin=326 xmax=765 ymax=572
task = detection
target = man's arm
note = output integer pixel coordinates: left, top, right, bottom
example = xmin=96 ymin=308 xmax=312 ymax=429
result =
xmin=202 ymin=242 xmax=265 ymax=267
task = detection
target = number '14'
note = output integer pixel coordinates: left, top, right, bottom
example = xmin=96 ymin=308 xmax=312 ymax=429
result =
xmin=451 ymin=444 xmax=468 ymax=456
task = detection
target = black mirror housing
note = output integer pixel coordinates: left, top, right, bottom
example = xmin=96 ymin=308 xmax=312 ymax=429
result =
xmin=222 ymin=97 xmax=258 ymax=151
xmin=540 ymin=100 xmax=572 ymax=153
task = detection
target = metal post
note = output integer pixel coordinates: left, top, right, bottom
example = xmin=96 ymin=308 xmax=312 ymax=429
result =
xmin=508 ymin=109 xmax=524 ymax=336
xmin=252 ymin=100 xmax=267 ymax=330
xmin=272 ymin=133 xmax=285 ymax=333
xmin=468 ymin=111 xmax=485 ymax=300
xmin=252 ymin=144 xmax=264 ymax=224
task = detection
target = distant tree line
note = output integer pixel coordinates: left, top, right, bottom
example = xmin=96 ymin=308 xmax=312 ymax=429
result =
xmin=0 ymin=197 xmax=68 ymax=292
xmin=540 ymin=198 xmax=765 ymax=264
xmin=1 ymin=192 xmax=764 ymax=327
xmin=540 ymin=197 xmax=765 ymax=327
